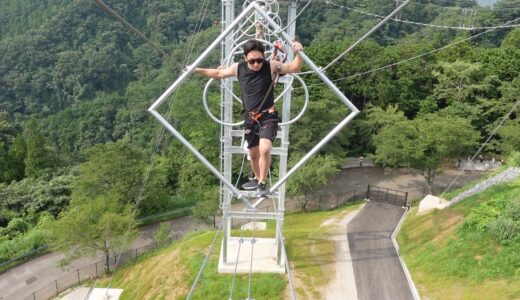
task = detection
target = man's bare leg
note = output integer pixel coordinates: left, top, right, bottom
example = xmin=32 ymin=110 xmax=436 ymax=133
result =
xmin=249 ymin=146 xmax=260 ymax=180
xmin=258 ymin=138 xmax=272 ymax=183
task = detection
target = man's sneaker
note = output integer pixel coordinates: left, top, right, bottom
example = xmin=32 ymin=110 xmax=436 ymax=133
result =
xmin=241 ymin=178 xmax=258 ymax=190
xmin=257 ymin=182 xmax=269 ymax=197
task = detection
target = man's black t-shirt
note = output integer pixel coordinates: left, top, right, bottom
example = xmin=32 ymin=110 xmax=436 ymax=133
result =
xmin=236 ymin=60 xmax=274 ymax=113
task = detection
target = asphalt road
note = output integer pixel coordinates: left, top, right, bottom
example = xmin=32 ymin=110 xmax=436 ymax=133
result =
xmin=348 ymin=201 xmax=414 ymax=300
xmin=0 ymin=216 xmax=198 ymax=300
xmin=0 ymin=166 xmax=482 ymax=300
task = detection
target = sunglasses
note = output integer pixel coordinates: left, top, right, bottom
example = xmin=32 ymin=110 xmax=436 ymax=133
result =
xmin=246 ymin=58 xmax=265 ymax=65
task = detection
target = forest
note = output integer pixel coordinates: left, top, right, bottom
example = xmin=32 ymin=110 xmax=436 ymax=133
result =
xmin=0 ymin=0 xmax=519 ymax=265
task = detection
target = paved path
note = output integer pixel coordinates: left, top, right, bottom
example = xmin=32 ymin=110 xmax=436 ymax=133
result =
xmin=348 ymin=201 xmax=414 ymax=300
xmin=0 ymin=216 xmax=197 ymax=300
xmin=0 ymin=167 xmax=483 ymax=300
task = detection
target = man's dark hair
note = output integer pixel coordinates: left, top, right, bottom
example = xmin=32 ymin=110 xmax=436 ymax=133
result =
xmin=243 ymin=39 xmax=265 ymax=56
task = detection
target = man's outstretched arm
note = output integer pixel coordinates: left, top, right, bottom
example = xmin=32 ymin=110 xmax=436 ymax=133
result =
xmin=194 ymin=63 xmax=238 ymax=79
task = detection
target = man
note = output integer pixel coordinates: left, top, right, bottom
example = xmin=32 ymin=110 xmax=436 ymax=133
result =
xmin=194 ymin=39 xmax=304 ymax=197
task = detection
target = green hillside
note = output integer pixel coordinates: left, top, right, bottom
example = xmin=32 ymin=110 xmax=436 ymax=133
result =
xmin=399 ymin=176 xmax=520 ymax=299
xmin=99 ymin=203 xmax=362 ymax=300
xmin=99 ymin=171 xmax=520 ymax=300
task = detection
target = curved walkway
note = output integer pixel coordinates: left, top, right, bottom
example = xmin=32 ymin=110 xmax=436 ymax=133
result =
xmin=0 ymin=216 xmax=197 ymax=300
xmin=348 ymin=201 xmax=415 ymax=300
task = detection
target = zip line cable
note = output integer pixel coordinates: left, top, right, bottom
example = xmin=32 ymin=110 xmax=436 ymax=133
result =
xmin=187 ymin=208 xmax=229 ymax=300
xmin=272 ymin=198 xmax=297 ymax=300
xmin=295 ymin=16 xmax=520 ymax=87
xmin=94 ymin=0 xmax=212 ymax=294
xmin=322 ymin=0 xmax=412 ymax=71
xmin=443 ymin=99 xmax=520 ymax=195
xmin=297 ymin=0 xmax=412 ymax=76
xmin=408 ymin=0 xmax=520 ymax=11
xmin=94 ymin=0 xmax=175 ymax=63
xmin=229 ymin=235 xmax=244 ymax=300
xmin=325 ymin=1 xmax=520 ymax=30
xmin=247 ymin=216 xmax=257 ymax=299
xmin=424 ymin=0 xmax=520 ymax=8
xmin=280 ymin=0 xmax=314 ymax=32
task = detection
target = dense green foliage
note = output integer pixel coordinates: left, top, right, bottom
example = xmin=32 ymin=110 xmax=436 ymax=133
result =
xmin=0 ymin=0 xmax=519 ymax=263
xmin=371 ymin=110 xmax=480 ymax=193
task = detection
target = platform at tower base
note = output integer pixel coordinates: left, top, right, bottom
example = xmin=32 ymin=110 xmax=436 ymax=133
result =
xmin=218 ymin=237 xmax=286 ymax=274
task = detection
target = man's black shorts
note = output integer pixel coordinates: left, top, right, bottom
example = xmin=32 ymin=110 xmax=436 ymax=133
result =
xmin=244 ymin=111 xmax=279 ymax=149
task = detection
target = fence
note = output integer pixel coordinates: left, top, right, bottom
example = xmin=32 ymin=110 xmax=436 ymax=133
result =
xmin=23 ymin=233 xmax=183 ymax=300
xmin=22 ymin=184 xmax=407 ymax=300
xmin=367 ymin=184 xmax=408 ymax=207
xmin=0 ymin=245 xmax=48 ymax=270
xmin=1 ymin=208 xmax=192 ymax=271
xmin=255 ymin=184 xmax=369 ymax=213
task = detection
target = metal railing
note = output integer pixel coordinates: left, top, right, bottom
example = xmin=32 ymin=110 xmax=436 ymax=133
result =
xmin=0 ymin=245 xmax=48 ymax=270
xmin=1 ymin=208 xmax=192 ymax=270
xmin=367 ymin=184 xmax=408 ymax=207
xmin=24 ymin=233 xmax=183 ymax=300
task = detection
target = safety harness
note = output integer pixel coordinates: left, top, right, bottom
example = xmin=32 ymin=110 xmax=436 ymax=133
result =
xmin=247 ymin=40 xmax=287 ymax=124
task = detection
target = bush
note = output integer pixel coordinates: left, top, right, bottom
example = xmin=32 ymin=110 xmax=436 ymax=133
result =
xmin=1 ymin=217 xmax=30 ymax=239
xmin=509 ymin=198 xmax=520 ymax=220
xmin=0 ymin=209 xmax=17 ymax=227
xmin=488 ymin=216 xmax=519 ymax=245
xmin=461 ymin=198 xmax=505 ymax=234
xmin=0 ymin=229 xmax=46 ymax=263
xmin=507 ymin=151 xmax=520 ymax=167
xmin=154 ymin=222 xmax=172 ymax=247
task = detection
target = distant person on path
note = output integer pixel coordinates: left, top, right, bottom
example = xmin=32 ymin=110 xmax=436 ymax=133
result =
xmin=359 ymin=156 xmax=364 ymax=167
xmin=194 ymin=39 xmax=304 ymax=197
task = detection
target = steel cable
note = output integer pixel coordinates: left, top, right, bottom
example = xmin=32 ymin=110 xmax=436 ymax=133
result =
xmin=325 ymin=1 xmax=520 ymax=31
xmin=443 ymin=99 xmax=520 ymax=194
xmin=93 ymin=0 xmax=212 ymax=295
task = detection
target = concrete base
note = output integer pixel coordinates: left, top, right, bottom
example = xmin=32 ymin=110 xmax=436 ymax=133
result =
xmin=240 ymin=221 xmax=266 ymax=230
xmin=218 ymin=237 xmax=285 ymax=274
xmin=60 ymin=287 xmax=123 ymax=300
xmin=417 ymin=194 xmax=449 ymax=215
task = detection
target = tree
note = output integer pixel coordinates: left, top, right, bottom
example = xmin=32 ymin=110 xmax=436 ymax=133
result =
xmin=24 ymin=118 xmax=55 ymax=178
xmin=7 ymin=135 xmax=27 ymax=181
xmin=72 ymin=139 xmax=142 ymax=204
xmin=47 ymin=138 xmax=173 ymax=270
xmin=373 ymin=114 xmax=480 ymax=194
xmin=502 ymin=28 xmax=520 ymax=49
xmin=190 ymin=186 xmax=219 ymax=227
xmin=362 ymin=105 xmax=408 ymax=153
xmin=154 ymin=222 xmax=172 ymax=247
xmin=289 ymin=87 xmax=353 ymax=157
xmin=0 ymin=113 xmax=24 ymax=183
xmin=72 ymin=139 xmax=172 ymax=216
xmin=286 ymin=154 xmax=341 ymax=211
xmin=498 ymin=121 xmax=520 ymax=154
xmin=431 ymin=60 xmax=490 ymax=106
xmin=47 ymin=196 xmax=137 ymax=273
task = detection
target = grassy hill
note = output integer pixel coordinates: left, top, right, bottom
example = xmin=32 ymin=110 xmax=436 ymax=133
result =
xmin=98 ymin=172 xmax=520 ymax=300
xmin=399 ymin=176 xmax=520 ymax=299
xmin=99 ymin=202 xmax=363 ymax=299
